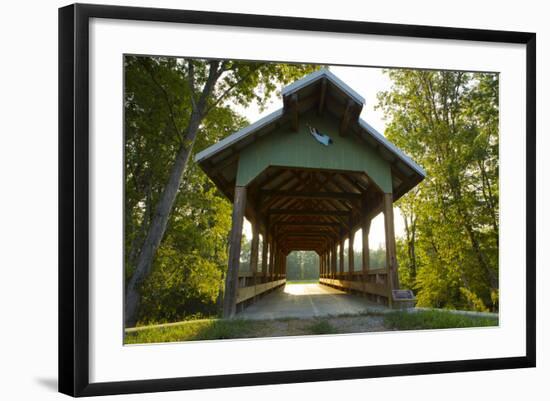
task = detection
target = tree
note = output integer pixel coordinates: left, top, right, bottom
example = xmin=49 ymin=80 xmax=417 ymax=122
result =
xmin=286 ymin=251 xmax=320 ymax=280
xmin=377 ymin=70 xmax=499 ymax=311
xmin=124 ymin=57 xmax=318 ymax=326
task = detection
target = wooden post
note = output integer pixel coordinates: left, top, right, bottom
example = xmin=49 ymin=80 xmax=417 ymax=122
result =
xmin=281 ymin=250 xmax=284 ymax=279
xmin=327 ymin=245 xmax=331 ymax=277
xmin=273 ymin=248 xmax=278 ymax=280
xmin=323 ymin=251 xmax=327 ymax=278
xmin=383 ymin=192 xmax=400 ymax=304
xmin=261 ymin=230 xmax=268 ymax=282
xmin=339 ymin=239 xmax=344 ymax=277
xmin=328 ymin=246 xmax=332 ymax=278
xmin=362 ymin=217 xmax=371 ymax=274
xmin=327 ymin=251 xmax=331 ymax=277
xmin=269 ymin=238 xmax=275 ymax=281
xmin=348 ymin=229 xmax=355 ymax=279
xmin=223 ymin=186 xmax=247 ymax=318
xmin=282 ymin=252 xmax=287 ymax=279
xmin=281 ymin=250 xmax=285 ymax=279
xmin=331 ymin=243 xmax=337 ymax=278
xmin=250 ymin=219 xmax=260 ymax=285
xmin=277 ymin=249 xmax=282 ymax=279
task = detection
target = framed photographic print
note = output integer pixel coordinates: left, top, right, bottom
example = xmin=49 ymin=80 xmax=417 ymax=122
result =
xmin=58 ymin=3 xmax=536 ymax=397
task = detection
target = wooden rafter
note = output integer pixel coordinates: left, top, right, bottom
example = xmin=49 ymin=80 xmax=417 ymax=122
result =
xmin=339 ymin=99 xmax=355 ymax=137
xmin=260 ymin=189 xmax=362 ymax=201
xmin=268 ymin=209 xmax=350 ymax=216
xmin=275 ymin=221 xmax=341 ymax=227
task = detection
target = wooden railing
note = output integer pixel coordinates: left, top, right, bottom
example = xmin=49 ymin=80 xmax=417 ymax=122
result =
xmin=319 ymin=268 xmax=390 ymax=303
xmin=236 ymin=272 xmax=286 ymax=305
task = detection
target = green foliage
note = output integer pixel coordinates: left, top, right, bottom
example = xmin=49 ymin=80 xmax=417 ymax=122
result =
xmin=384 ymin=310 xmax=498 ymax=330
xmin=378 ymin=70 xmax=499 ymax=312
xmin=338 ymin=245 xmax=386 ymax=272
xmin=125 ymin=56 xmax=319 ymax=324
xmin=286 ymin=251 xmax=320 ymax=280
xmin=125 ymin=319 xmax=260 ymax=344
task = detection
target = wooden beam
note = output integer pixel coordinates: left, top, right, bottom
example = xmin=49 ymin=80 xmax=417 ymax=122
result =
xmin=261 ymin=216 xmax=269 ymax=277
xmin=362 ymin=217 xmax=371 ymax=273
xmin=223 ymin=186 xmax=247 ymax=318
xmin=339 ymin=239 xmax=345 ymax=274
xmin=284 ymin=242 xmax=324 ymax=247
xmin=339 ymin=99 xmax=355 ymax=137
xmin=275 ymin=221 xmax=342 ymax=227
xmin=337 ymin=172 xmax=367 ymax=193
xmin=383 ymin=192 xmax=400 ymax=298
xmin=390 ymin=164 xmax=414 ymax=186
xmin=249 ymin=218 xmax=260 ymax=284
xmin=259 ymin=173 xmax=305 ymax=212
xmin=209 ymin=153 xmax=239 ymax=176
xmin=268 ymin=209 xmax=350 ymax=216
xmin=318 ymin=78 xmax=327 ymax=115
xmin=253 ymin=168 xmax=289 ymax=192
xmin=331 ymin=242 xmax=337 ymax=277
xmin=279 ymin=227 xmax=337 ymax=235
xmin=283 ymin=242 xmax=326 ymax=247
xmin=278 ymin=232 xmax=336 ymax=240
xmin=348 ymin=227 xmax=355 ymax=277
xmin=261 ymin=189 xmax=362 ymax=201
xmin=269 ymin=236 xmax=275 ymax=280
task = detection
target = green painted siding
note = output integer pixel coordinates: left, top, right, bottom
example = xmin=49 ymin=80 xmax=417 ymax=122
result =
xmin=236 ymin=111 xmax=393 ymax=192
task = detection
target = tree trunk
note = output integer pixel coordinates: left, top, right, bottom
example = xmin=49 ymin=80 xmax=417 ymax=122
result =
xmin=125 ymin=127 xmax=196 ymax=327
xmin=449 ymin=178 xmax=498 ymax=291
xmin=403 ymin=213 xmax=417 ymax=282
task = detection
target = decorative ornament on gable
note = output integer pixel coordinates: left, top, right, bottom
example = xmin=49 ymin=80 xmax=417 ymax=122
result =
xmin=307 ymin=124 xmax=333 ymax=146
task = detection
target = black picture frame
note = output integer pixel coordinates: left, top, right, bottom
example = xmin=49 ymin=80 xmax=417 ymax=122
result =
xmin=58 ymin=3 xmax=536 ymax=397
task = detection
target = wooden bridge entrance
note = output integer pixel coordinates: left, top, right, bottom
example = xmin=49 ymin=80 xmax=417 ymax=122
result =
xmin=196 ymin=69 xmax=425 ymax=317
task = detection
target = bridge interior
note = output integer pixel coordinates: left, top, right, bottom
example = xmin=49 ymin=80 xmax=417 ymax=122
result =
xmin=224 ymin=165 xmax=402 ymax=316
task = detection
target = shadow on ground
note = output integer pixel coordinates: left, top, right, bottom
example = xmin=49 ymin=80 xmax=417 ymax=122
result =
xmin=35 ymin=377 xmax=57 ymax=392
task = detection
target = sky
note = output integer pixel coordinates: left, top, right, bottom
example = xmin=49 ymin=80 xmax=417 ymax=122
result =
xmin=238 ymin=65 xmax=406 ymax=251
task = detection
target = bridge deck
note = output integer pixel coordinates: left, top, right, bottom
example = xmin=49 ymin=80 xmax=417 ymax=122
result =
xmin=238 ymin=283 xmax=387 ymax=320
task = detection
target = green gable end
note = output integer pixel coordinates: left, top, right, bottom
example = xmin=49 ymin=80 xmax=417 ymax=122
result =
xmin=236 ymin=110 xmax=393 ymax=192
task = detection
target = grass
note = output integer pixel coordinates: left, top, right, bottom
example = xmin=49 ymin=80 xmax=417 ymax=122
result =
xmin=125 ymin=309 xmax=499 ymax=344
xmin=125 ymin=318 xmax=260 ymax=344
xmin=384 ymin=309 xmax=498 ymax=330
xmin=306 ymin=319 xmax=338 ymax=335
xmin=285 ymin=279 xmax=319 ymax=284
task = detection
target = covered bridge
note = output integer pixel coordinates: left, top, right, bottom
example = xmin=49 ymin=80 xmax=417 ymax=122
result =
xmin=195 ymin=69 xmax=426 ymax=317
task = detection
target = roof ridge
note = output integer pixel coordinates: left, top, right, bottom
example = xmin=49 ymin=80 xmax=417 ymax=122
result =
xmin=281 ymin=68 xmax=365 ymax=105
